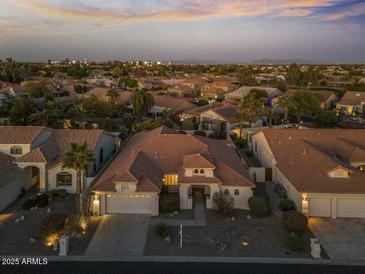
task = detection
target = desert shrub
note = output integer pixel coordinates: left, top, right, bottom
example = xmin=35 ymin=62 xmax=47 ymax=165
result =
xmin=39 ymin=213 xmax=70 ymax=242
xmin=286 ymin=232 xmax=306 ymax=251
xmin=248 ymin=196 xmax=270 ymax=217
xmin=22 ymin=198 xmax=37 ymax=210
xmin=245 ymin=151 xmax=254 ymax=157
xmin=282 ymin=210 xmax=308 ymax=232
xmin=156 ymin=222 xmax=168 ymax=239
xmin=49 ymin=189 xmax=66 ymax=198
xmin=212 ymin=192 xmax=234 ymax=218
xmin=193 ymin=130 xmax=206 ymax=137
xmin=159 ymin=193 xmax=179 ymax=213
xmin=234 ymin=137 xmax=247 ymax=148
xmin=279 ymin=199 xmax=296 ymax=212
xmin=35 ymin=193 xmax=49 ymax=208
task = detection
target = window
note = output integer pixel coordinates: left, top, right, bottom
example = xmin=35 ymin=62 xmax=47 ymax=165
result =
xmin=10 ymin=146 xmax=22 ymax=155
xmin=163 ymin=174 xmax=179 ymax=186
xmin=224 ymin=189 xmax=229 ymax=195
xmin=199 ymin=169 xmax=205 ymax=174
xmin=99 ymin=148 xmax=104 ymax=165
xmin=56 ymin=172 xmax=72 ymax=186
xmin=194 ymin=169 xmax=199 ymax=174
xmin=234 ymin=189 xmax=239 ymax=196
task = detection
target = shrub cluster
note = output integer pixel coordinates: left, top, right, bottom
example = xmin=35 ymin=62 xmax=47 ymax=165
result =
xmin=156 ymin=222 xmax=169 ymax=239
xmin=193 ymin=130 xmax=206 ymax=137
xmin=248 ymin=196 xmax=270 ymax=217
xmin=39 ymin=213 xmax=70 ymax=241
xmin=282 ymin=210 xmax=308 ymax=232
xmin=21 ymin=193 xmax=49 ymax=210
xmin=286 ymin=232 xmax=306 ymax=251
xmin=279 ymin=199 xmax=296 ymax=212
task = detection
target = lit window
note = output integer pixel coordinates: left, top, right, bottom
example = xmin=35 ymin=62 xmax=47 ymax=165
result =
xmin=200 ymin=169 xmax=205 ymax=174
xmin=224 ymin=189 xmax=229 ymax=195
xmin=56 ymin=172 xmax=72 ymax=186
xmin=10 ymin=146 xmax=22 ymax=155
xmin=163 ymin=174 xmax=179 ymax=185
xmin=234 ymin=189 xmax=239 ymax=196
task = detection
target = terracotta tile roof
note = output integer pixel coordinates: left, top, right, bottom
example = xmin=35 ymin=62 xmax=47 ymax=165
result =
xmin=282 ymin=89 xmax=336 ymax=103
xmin=183 ymin=153 xmax=215 ymax=169
xmin=0 ymin=152 xmax=25 ymax=189
xmin=93 ymin=126 xmax=254 ymax=193
xmin=183 ymin=102 xmax=239 ymax=123
xmin=0 ymin=126 xmax=47 ymax=144
xmin=84 ymin=87 xmax=109 ymax=98
xmin=337 ymin=91 xmax=365 ymax=105
xmin=152 ymin=95 xmax=195 ymax=111
xmin=260 ymin=128 xmax=365 ymax=194
xmin=10 ymin=85 xmax=26 ymax=94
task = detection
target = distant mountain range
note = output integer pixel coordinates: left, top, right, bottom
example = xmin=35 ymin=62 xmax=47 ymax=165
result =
xmin=170 ymin=58 xmax=364 ymax=65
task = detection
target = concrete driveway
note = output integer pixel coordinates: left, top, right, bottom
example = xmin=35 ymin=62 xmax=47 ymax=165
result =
xmin=309 ymin=217 xmax=365 ymax=261
xmin=85 ymin=214 xmax=150 ymax=257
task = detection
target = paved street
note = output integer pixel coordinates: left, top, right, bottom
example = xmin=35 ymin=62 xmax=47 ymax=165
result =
xmin=309 ymin=217 xmax=365 ymax=260
xmin=4 ymin=261 xmax=365 ymax=274
xmin=85 ymin=214 xmax=150 ymax=257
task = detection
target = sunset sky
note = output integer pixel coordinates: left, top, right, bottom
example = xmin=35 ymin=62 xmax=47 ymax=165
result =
xmin=1 ymin=0 xmax=365 ymax=63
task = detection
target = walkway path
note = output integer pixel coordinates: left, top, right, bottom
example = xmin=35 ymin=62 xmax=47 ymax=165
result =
xmin=265 ymin=182 xmax=282 ymax=217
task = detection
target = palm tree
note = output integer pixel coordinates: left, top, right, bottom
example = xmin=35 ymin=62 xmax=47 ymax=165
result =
xmin=131 ymin=90 xmax=154 ymax=117
xmin=278 ymin=95 xmax=296 ymax=124
xmin=62 ymin=142 xmax=94 ymax=214
xmin=237 ymin=89 xmax=266 ymax=137
xmin=267 ymin=109 xmax=280 ymax=127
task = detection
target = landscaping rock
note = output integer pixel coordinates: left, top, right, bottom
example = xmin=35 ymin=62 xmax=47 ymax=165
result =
xmin=20 ymin=216 xmax=24 ymax=221
xmin=71 ymin=231 xmax=78 ymax=238
xmin=47 ymin=208 xmax=52 ymax=213
xmin=76 ymin=233 xmax=83 ymax=239
xmin=30 ymin=238 xmax=37 ymax=243
xmin=164 ymin=236 xmax=171 ymax=243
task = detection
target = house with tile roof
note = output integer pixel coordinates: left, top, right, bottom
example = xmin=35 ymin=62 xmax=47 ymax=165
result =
xmin=336 ymin=91 xmax=365 ymax=116
xmin=251 ymin=128 xmax=365 ymax=218
xmin=0 ymin=126 xmax=116 ymax=210
xmin=225 ymin=86 xmax=282 ymax=106
xmin=92 ymin=126 xmax=254 ymax=216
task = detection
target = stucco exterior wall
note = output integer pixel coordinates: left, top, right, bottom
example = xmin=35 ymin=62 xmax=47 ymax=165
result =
xmin=0 ymin=171 xmax=28 ymax=211
xmin=0 ymin=144 xmax=31 ymax=157
xmin=48 ymin=165 xmax=78 ymax=193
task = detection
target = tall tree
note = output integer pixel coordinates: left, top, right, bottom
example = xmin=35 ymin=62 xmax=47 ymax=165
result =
xmin=29 ymin=101 xmax=63 ymax=128
xmin=62 ymin=142 xmax=94 ymax=214
xmin=131 ymin=90 xmax=154 ymax=117
xmin=237 ymin=89 xmax=267 ymax=137
xmin=2 ymin=58 xmax=23 ymax=83
xmin=267 ymin=109 xmax=280 ymax=127
xmin=106 ymin=89 xmax=119 ymax=105
xmin=9 ymin=97 xmax=36 ymax=125
xmin=278 ymin=95 xmax=297 ymax=123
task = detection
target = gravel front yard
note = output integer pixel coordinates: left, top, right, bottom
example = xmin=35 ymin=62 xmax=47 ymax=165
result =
xmin=0 ymin=194 xmax=101 ymax=256
xmin=144 ymin=210 xmax=317 ymax=258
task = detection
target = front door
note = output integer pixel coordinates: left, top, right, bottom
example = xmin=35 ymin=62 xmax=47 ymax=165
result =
xmin=192 ymin=187 xmax=205 ymax=208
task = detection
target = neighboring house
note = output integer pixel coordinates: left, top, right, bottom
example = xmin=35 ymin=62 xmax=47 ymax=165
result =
xmin=359 ymin=77 xmax=365 ymax=84
xmin=225 ymin=86 xmax=282 ymax=106
xmin=82 ymin=87 xmax=110 ymax=101
xmin=151 ymin=95 xmax=196 ymax=114
xmin=0 ymin=126 xmax=116 ymax=209
xmin=181 ymin=102 xmax=240 ymax=130
xmin=251 ymin=128 xmax=365 ymax=218
xmin=8 ymin=85 xmax=28 ymax=98
xmin=0 ymin=152 xmax=29 ymax=211
xmin=92 ymin=126 xmax=255 ymax=216
xmin=336 ymin=91 xmax=365 ymax=115
xmin=272 ymin=89 xmax=338 ymax=110
xmin=200 ymin=81 xmax=235 ymax=101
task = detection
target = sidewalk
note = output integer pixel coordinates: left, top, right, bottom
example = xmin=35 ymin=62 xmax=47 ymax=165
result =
xmin=265 ymin=182 xmax=282 ymax=217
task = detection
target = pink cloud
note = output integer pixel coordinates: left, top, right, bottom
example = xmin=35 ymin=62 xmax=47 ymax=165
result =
xmin=325 ymin=2 xmax=365 ymax=20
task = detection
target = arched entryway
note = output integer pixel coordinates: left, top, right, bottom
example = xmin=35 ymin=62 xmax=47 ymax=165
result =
xmin=188 ymin=185 xmax=211 ymax=208
xmin=24 ymin=166 xmax=41 ymax=192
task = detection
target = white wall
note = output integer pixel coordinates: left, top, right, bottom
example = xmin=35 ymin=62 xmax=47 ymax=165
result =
xmin=219 ymin=186 xmax=253 ymax=209
xmin=248 ymin=167 xmax=266 ymax=183
xmin=0 ymin=144 xmax=31 ymax=157
xmin=48 ymin=165 xmax=78 ymax=193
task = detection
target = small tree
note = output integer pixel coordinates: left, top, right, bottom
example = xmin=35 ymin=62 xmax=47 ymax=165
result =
xmin=212 ymin=191 xmax=234 ymax=218
xmin=182 ymin=118 xmax=194 ymax=130
xmin=282 ymin=210 xmax=308 ymax=232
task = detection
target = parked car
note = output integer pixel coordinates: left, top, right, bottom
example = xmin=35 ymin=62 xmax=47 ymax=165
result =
xmin=274 ymin=183 xmax=287 ymax=198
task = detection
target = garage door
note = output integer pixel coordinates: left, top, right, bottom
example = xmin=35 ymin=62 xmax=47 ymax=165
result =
xmin=106 ymin=195 xmax=157 ymax=215
xmin=337 ymin=198 xmax=365 ymax=218
xmin=308 ymin=198 xmax=331 ymax=217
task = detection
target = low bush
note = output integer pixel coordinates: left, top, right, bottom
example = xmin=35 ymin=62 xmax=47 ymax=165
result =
xmin=245 ymin=151 xmax=254 ymax=157
xmin=159 ymin=193 xmax=179 ymax=213
xmin=35 ymin=193 xmax=48 ymax=208
xmin=286 ymin=232 xmax=306 ymax=251
xmin=209 ymin=129 xmax=227 ymax=139
xmin=234 ymin=137 xmax=247 ymax=148
xmin=193 ymin=130 xmax=206 ymax=137
xmin=212 ymin=192 xmax=234 ymax=218
xmin=22 ymin=198 xmax=37 ymax=210
xmin=248 ymin=196 xmax=270 ymax=217
xmin=282 ymin=210 xmax=308 ymax=232
xmin=39 ymin=213 xmax=70 ymax=242
xmin=156 ymin=222 xmax=168 ymax=239
xmin=279 ymin=199 xmax=296 ymax=212
xmin=49 ymin=189 xmax=66 ymax=198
